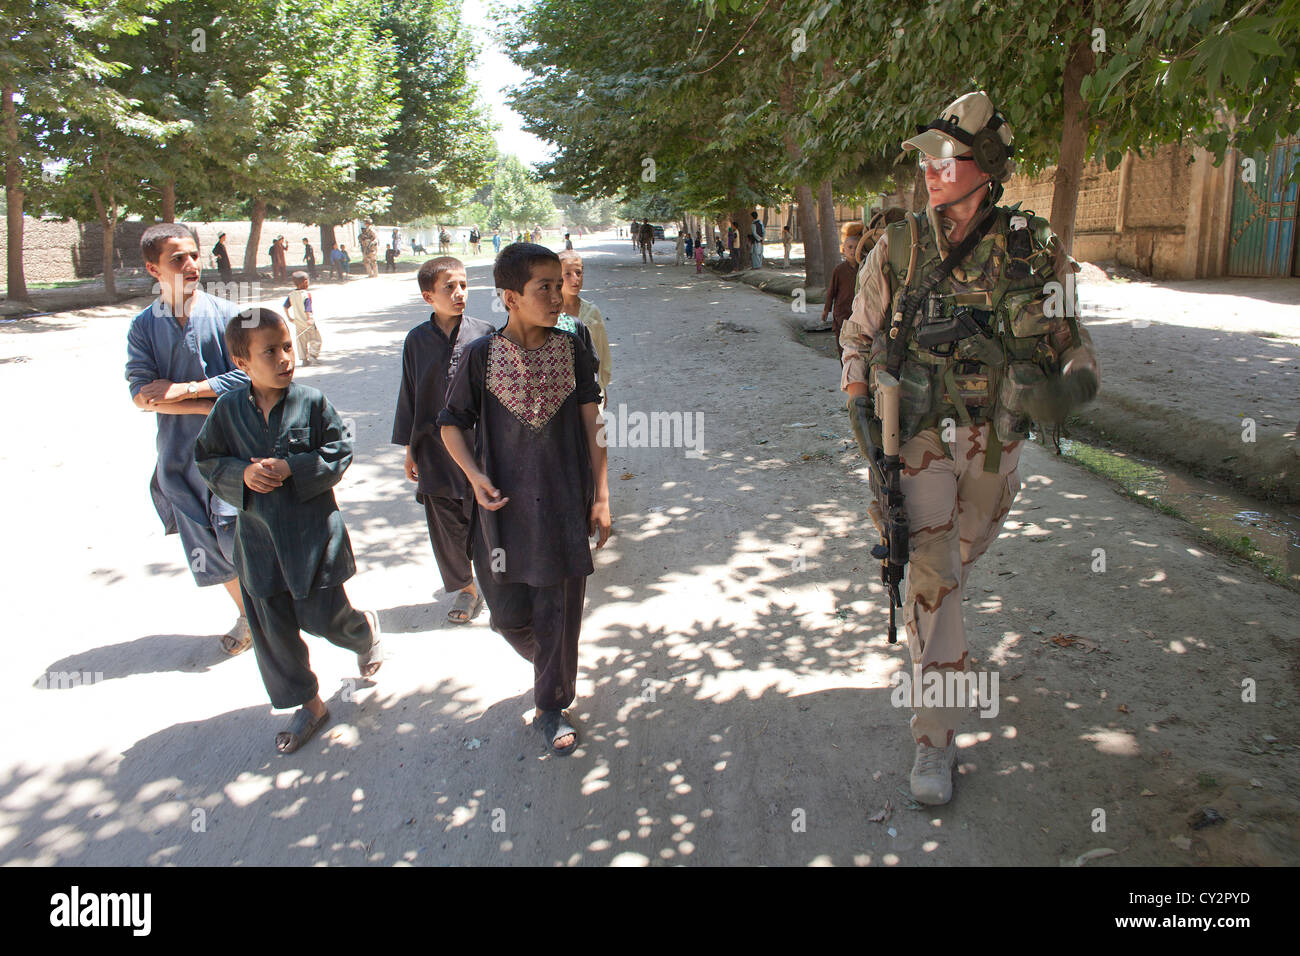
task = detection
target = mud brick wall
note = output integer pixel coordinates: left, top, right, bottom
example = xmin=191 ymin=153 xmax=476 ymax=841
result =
xmin=999 ymin=143 xmax=1195 ymax=276
xmin=1 ymin=217 xmax=345 ymax=286
xmin=1124 ymin=146 xmax=1191 ymax=228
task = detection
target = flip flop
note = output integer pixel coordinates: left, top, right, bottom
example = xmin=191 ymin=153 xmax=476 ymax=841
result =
xmin=447 ymin=590 xmax=483 ymax=625
xmin=358 ymin=611 xmax=383 ymax=678
xmin=537 ymin=709 xmax=578 ymax=756
xmin=276 ymin=706 xmax=329 ymax=754
xmin=220 ymin=616 xmax=252 ymax=655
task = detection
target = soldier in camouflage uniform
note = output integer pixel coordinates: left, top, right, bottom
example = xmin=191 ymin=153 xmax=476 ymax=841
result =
xmin=359 ymin=221 xmax=379 ymax=278
xmin=841 ymin=91 xmax=1100 ymax=805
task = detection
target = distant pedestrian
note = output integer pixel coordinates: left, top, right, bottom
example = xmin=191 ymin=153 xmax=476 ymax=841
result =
xmin=694 ymin=239 xmax=705 ymax=274
xmin=675 ymin=229 xmax=685 ymax=266
xmin=302 ymin=237 xmax=317 ymax=280
xmin=749 ymin=211 xmax=765 ymax=269
xmin=212 ymin=232 xmax=233 ymax=284
xmin=492 ymin=230 xmax=501 ymax=253
xmin=385 ymin=244 xmax=397 ymax=272
xmin=439 ymin=228 xmax=451 ymax=255
xmin=269 ymin=236 xmax=287 ymax=281
xmin=470 ymin=226 xmax=481 ymax=255
xmin=284 ymin=270 xmax=321 ymax=365
xmin=638 ymin=220 xmax=655 ymax=263
xmin=359 ymin=221 xmax=379 ymax=278
xmin=332 ymin=244 xmax=350 ymax=280
xmin=727 ymin=222 xmax=739 ymax=270
xmin=781 ymin=225 xmax=792 ymax=267
xmin=684 ymin=232 xmax=693 ymax=259
xmin=564 ymin=232 xmax=573 ymax=251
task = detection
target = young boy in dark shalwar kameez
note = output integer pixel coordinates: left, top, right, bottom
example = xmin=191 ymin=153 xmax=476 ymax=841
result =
xmin=439 ymin=243 xmax=611 ymax=755
xmin=195 ymin=309 xmax=383 ymax=754
xmin=392 ymin=257 xmax=494 ymax=624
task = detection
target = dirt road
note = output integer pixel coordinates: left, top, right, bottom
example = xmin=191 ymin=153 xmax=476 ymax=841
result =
xmin=1 ymin=240 xmax=1295 ymax=866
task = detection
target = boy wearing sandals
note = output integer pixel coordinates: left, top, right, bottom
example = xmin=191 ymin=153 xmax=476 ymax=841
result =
xmin=195 ymin=308 xmax=382 ymax=754
xmin=439 ymin=243 xmax=611 ymax=755
xmin=127 ymin=224 xmax=251 ymax=656
xmin=392 ymin=257 xmax=495 ymax=624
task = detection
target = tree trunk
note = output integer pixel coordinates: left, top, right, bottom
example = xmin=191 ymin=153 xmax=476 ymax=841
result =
xmin=91 ymin=186 xmax=117 ymax=299
xmin=780 ymin=74 xmax=823 ymax=289
xmin=3 ymin=83 xmax=28 ymax=301
xmin=244 ymin=198 xmax=267 ymax=275
xmin=731 ymin=206 xmax=751 ymax=271
xmin=1050 ymin=38 xmax=1095 ymax=256
xmin=795 ymin=184 xmax=823 ymax=289
xmin=160 ymin=179 xmax=176 ymax=222
xmin=320 ymin=223 xmax=335 ymax=256
xmin=817 ymin=179 xmax=840 ymax=274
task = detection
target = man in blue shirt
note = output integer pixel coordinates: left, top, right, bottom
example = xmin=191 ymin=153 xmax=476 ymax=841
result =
xmin=125 ymin=223 xmax=252 ymax=654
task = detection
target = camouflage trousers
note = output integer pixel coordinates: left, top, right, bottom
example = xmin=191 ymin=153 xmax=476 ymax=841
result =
xmin=363 ymin=252 xmax=379 ymax=278
xmin=898 ymin=422 xmax=1022 ymax=747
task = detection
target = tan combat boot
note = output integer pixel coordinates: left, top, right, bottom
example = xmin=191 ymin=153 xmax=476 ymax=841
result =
xmin=910 ymin=742 xmax=958 ymax=805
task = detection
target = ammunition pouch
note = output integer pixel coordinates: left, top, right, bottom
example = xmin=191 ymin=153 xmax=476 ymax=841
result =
xmin=896 ymin=361 xmax=934 ymax=441
xmin=994 ymin=361 xmax=1047 ymax=442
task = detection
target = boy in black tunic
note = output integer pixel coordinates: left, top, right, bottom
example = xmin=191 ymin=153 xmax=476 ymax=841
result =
xmin=196 ymin=309 xmax=383 ymax=754
xmin=392 ymin=257 xmax=495 ymax=623
xmin=439 ymin=243 xmax=611 ymax=755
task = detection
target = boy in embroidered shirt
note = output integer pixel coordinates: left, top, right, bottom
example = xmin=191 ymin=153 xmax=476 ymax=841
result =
xmin=439 ymin=243 xmax=611 ymax=755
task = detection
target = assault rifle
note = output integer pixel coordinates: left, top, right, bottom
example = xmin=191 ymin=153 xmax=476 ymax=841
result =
xmin=848 ymin=372 xmax=909 ymax=644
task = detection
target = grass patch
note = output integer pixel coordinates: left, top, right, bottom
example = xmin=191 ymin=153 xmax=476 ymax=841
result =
xmin=1058 ymin=440 xmax=1162 ymax=488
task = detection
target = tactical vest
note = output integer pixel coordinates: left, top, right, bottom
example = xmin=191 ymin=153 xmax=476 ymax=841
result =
xmin=881 ymin=203 xmax=1081 ymax=473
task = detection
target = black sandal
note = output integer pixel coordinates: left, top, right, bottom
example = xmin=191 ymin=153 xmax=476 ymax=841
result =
xmin=537 ymin=709 xmax=578 ymax=755
xmin=276 ymin=706 xmax=329 ymax=754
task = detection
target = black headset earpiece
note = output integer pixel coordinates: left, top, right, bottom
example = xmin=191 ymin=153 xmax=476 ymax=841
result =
xmin=970 ymin=112 xmax=1010 ymax=179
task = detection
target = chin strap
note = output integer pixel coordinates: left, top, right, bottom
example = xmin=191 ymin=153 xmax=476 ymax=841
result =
xmin=935 ymin=178 xmax=995 ymax=213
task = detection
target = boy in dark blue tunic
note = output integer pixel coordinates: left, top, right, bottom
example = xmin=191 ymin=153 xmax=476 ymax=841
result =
xmin=126 ymin=224 xmax=250 ymax=654
xmin=392 ymin=257 xmax=494 ymax=624
xmin=440 ymin=243 xmax=611 ymax=755
xmin=195 ymin=309 xmax=382 ymax=754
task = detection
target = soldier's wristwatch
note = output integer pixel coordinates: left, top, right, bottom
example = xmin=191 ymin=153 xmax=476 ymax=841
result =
xmin=187 ymin=381 xmax=199 ymax=397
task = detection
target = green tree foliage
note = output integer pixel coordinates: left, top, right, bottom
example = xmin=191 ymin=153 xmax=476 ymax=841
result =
xmin=372 ymin=0 xmax=496 ymax=222
xmin=1 ymin=0 xmax=156 ymax=299
xmin=488 ymin=153 xmax=559 ymax=230
xmin=557 ymin=193 xmax=621 ymax=230
xmin=499 ymin=0 xmax=783 ymax=238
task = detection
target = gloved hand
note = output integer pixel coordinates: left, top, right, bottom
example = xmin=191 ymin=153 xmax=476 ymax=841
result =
xmin=847 ymin=395 xmax=875 ymax=460
xmin=1023 ymin=364 xmax=1100 ymax=424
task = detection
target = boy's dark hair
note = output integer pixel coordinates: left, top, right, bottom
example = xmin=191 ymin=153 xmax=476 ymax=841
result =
xmin=494 ymin=242 xmax=560 ymax=293
xmin=141 ymin=223 xmax=199 ymax=265
xmin=291 ymin=270 xmax=309 ymax=283
xmin=226 ymin=308 xmax=289 ymax=359
xmin=417 ymin=256 xmax=465 ymax=293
